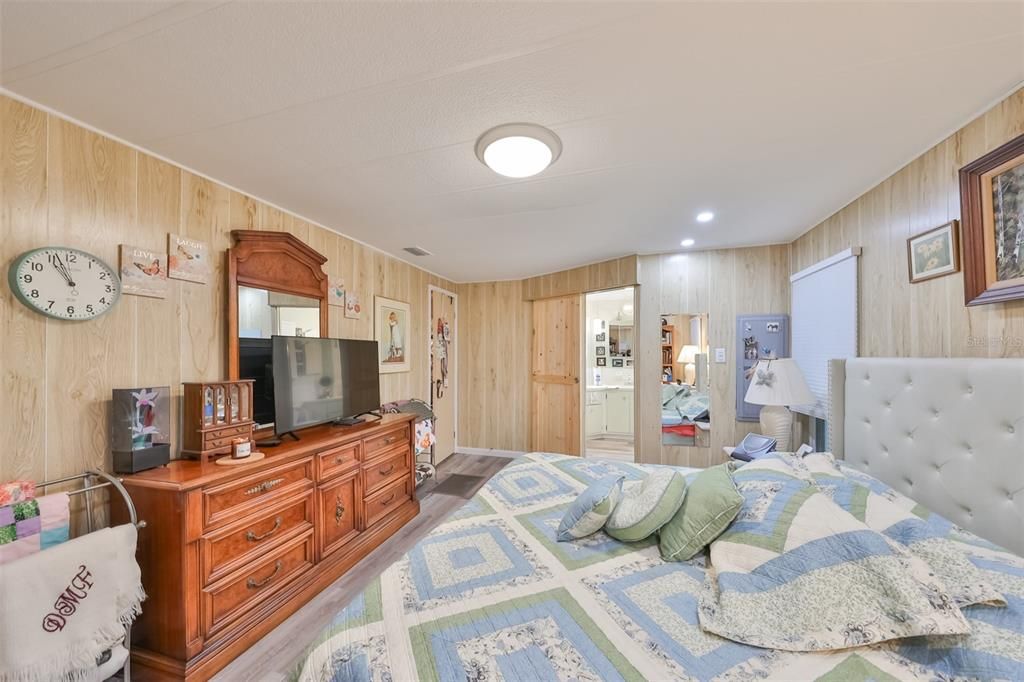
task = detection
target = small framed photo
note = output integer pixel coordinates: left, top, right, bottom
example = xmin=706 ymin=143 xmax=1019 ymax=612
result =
xmin=626 ymin=359 xmax=633 ymax=367
xmin=908 ymin=220 xmax=960 ymax=284
xmin=595 ymin=346 xmax=606 ymax=356
xmin=595 ymin=332 xmax=606 ymax=342
xmin=596 ymin=357 xmax=607 ymax=367
xmin=612 ymin=358 xmax=624 ymax=368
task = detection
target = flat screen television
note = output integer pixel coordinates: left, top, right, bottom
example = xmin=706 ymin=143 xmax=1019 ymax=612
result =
xmin=271 ymin=336 xmax=381 ymax=435
xmin=238 ymin=337 xmax=275 ymax=427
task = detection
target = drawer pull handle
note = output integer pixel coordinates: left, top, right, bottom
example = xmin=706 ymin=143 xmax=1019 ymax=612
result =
xmin=246 ymin=516 xmax=282 ymax=542
xmin=379 ymin=464 xmax=396 ymax=476
xmin=335 ymin=496 xmax=345 ymax=525
xmin=245 ymin=477 xmax=285 ymax=496
xmin=381 ymin=492 xmax=396 ymax=506
xmin=247 ymin=560 xmax=282 ymax=589
xmin=335 ymin=455 xmax=347 ymax=464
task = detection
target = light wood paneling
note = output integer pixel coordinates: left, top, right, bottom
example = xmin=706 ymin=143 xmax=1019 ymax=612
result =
xmin=531 ymin=295 xmax=581 ymax=455
xmin=0 ymin=95 xmax=456 ymax=482
xmin=522 ymin=255 xmax=638 ymax=301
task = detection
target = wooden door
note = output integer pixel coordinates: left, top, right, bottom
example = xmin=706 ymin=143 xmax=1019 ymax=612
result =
xmin=531 ymin=295 xmax=582 ymax=455
xmin=430 ymin=289 xmax=457 ymax=464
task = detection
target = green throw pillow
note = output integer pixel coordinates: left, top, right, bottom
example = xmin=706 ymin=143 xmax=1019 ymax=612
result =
xmin=604 ymin=469 xmax=687 ymax=543
xmin=659 ymin=462 xmax=743 ymax=561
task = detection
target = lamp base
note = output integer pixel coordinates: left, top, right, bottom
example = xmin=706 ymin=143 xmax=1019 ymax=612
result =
xmin=758 ymin=405 xmax=793 ymax=452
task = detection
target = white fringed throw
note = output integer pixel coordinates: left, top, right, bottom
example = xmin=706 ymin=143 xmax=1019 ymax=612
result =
xmin=0 ymin=524 xmax=145 ymax=682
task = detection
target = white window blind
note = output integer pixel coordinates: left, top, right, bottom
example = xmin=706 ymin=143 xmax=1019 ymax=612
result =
xmin=790 ymin=247 xmax=860 ymax=418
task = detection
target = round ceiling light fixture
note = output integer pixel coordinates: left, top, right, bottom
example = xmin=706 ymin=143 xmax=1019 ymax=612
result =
xmin=696 ymin=211 xmax=714 ymax=223
xmin=680 ymin=238 xmax=696 ymax=247
xmin=475 ymin=123 xmax=562 ymax=178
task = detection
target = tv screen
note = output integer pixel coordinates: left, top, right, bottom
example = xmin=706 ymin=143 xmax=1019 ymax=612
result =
xmin=238 ymin=338 xmax=275 ymax=427
xmin=271 ymin=336 xmax=381 ymax=434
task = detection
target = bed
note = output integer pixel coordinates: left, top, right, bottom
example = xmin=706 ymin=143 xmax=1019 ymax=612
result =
xmin=293 ymin=358 xmax=1024 ymax=681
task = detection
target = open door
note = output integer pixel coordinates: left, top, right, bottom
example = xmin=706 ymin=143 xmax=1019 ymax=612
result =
xmin=530 ymin=295 xmax=581 ymax=455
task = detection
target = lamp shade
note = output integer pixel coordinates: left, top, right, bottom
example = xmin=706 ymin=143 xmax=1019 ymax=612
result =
xmin=677 ymin=345 xmax=699 ymax=363
xmin=744 ymin=358 xmax=814 ymax=407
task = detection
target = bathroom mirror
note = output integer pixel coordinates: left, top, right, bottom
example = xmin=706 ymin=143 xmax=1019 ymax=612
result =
xmin=660 ymin=312 xmax=710 ymax=447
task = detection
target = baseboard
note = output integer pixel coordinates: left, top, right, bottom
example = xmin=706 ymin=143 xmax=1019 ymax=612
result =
xmin=455 ymin=447 xmax=527 ymax=459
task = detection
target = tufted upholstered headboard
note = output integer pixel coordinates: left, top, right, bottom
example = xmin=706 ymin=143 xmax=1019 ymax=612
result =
xmin=828 ymin=358 xmax=1024 ymax=556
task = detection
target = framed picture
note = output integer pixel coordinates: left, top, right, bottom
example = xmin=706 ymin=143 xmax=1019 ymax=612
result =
xmin=119 ymin=244 xmax=167 ymax=298
xmin=595 ymin=346 xmax=606 ymax=356
xmin=960 ymin=132 xmax=1024 ymax=305
xmin=345 ymin=291 xmax=361 ymax=319
xmin=327 ymin=276 xmax=346 ymax=307
xmin=611 ymin=358 xmax=624 ymax=368
xmin=375 ymin=296 xmax=410 ymax=373
xmin=596 ymin=357 xmax=606 ymax=367
xmin=167 ymin=234 xmax=209 ymax=284
xmin=595 ymin=332 xmax=606 ymax=342
xmin=907 ymin=221 xmax=960 ymax=283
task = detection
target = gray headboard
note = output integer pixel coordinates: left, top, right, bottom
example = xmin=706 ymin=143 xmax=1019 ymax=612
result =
xmin=828 ymin=358 xmax=1024 ymax=556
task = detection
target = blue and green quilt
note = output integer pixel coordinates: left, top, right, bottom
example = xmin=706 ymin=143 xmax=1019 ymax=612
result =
xmin=293 ymin=453 xmax=1024 ymax=681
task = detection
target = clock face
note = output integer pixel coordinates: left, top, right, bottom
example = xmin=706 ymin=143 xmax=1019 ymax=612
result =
xmin=8 ymin=247 xmax=121 ymax=321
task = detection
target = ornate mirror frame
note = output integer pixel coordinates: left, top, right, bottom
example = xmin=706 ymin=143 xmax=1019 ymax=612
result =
xmin=227 ymin=229 xmax=329 ymax=379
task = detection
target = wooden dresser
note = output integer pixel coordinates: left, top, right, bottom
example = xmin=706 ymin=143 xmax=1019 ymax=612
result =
xmin=114 ymin=414 xmax=418 ymax=680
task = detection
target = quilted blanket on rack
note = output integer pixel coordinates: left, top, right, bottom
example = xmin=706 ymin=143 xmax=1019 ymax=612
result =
xmin=292 ymin=453 xmax=1024 ymax=682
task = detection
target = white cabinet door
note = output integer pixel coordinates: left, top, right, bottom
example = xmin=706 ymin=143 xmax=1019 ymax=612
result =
xmin=606 ymin=390 xmax=633 ymax=434
xmin=585 ymin=390 xmax=606 ymax=436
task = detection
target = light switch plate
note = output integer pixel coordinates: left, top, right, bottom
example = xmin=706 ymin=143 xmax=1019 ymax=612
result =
xmin=714 ymin=347 xmax=727 ymax=363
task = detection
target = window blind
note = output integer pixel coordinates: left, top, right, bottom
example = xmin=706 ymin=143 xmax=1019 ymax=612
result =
xmin=790 ymin=247 xmax=860 ymax=418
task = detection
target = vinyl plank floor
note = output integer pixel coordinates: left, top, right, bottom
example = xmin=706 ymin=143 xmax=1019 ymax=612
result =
xmin=213 ymin=453 xmax=513 ymax=682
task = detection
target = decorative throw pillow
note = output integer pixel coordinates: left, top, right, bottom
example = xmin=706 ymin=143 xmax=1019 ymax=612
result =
xmin=557 ymin=475 xmax=625 ymax=541
xmin=605 ymin=469 xmax=687 ymax=542
xmin=659 ymin=462 xmax=743 ymax=561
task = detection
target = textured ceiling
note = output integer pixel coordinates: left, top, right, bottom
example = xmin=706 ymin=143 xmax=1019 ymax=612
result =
xmin=2 ymin=1 xmax=1022 ymax=281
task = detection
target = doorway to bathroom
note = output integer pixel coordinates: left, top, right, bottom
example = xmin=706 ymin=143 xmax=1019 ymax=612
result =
xmin=583 ymin=287 xmax=635 ymax=461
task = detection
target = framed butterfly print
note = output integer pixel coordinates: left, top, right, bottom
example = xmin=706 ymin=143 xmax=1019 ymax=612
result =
xmin=167 ymin=234 xmax=210 ymax=284
xmin=119 ymin=244 xmax=168 ymax=298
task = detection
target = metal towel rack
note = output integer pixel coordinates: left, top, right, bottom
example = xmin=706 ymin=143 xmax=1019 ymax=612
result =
xmin=36 ymin=469 xmax=146 ymax=681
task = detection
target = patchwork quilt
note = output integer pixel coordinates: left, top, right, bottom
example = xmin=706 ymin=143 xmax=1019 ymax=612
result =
xmin=293 ymin=453 xmax=1024 ymax=682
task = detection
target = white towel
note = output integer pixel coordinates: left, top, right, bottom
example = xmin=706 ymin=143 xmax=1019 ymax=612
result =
xmin=0 ymin=523 xmax=145 ymax=682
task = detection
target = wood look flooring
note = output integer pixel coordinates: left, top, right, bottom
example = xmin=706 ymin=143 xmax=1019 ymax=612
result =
xmin=585 ymin=435 xmax=635 ymax=462
xmin=213 ymin=453 xmax=512 ymax=682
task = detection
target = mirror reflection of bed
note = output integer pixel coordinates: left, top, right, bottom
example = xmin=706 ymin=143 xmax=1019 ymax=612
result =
xmin=584 ymin=287 xmax=635 ymax=461
xmin=661 ymin=312 xmax=710 ymax=447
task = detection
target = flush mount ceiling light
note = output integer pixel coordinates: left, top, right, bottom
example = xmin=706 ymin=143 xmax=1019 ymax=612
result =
xmin=680 ymin=238 xmax=696 ymax=247
xmin=696 ymin=211 xmax=714 ymax=223
xmin=475 ymin=123 xmax=562 ymax=178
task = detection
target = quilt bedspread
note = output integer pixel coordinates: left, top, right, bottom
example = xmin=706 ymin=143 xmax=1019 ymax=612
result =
xmin=294 ymin=453 xmax=1024 ymax=682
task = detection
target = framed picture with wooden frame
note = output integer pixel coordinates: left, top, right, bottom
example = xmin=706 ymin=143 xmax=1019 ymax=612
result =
xmin=959 ymin=132 xmax=1024 ymax=306
xmin=907 ymin=221 xmax=960 ymax=284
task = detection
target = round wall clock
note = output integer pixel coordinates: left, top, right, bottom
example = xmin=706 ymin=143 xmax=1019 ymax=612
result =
xmin=7 ymin=247 xmax=121 ymax=321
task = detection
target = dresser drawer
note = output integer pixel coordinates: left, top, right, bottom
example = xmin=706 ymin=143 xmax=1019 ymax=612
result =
xmin=202 ymin=532 xmax=313 ymax=638
xmin=317 ymin=470 xmax=360 ymax=559
xmin=363 ymin=424 xmax=409 ymax=458
xmin=201 ymin=493 xmax=313 ymax=585
xmin=202 ymin=459 xmax=314 ymax=530
xmin=363 ymin=475 xmax=412 ymax=528
xmin=317 ymin=441 xmax=361 ymax=482
xmin=362 ymin=446 xmax=409 ymax=495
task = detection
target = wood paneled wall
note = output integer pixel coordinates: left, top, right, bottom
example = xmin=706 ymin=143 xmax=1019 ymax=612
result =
xmin=0 ymin=95 xmax=455 ymax=483
xmin=791 ymin=87 xmax=1024 ymax=359
xmin=522 ymin=255 xmax=637 ymax=300
xmin=455 ymin=280 xmax=532 ymax=451
xmin=636 ymin=246 xmax=792 ymax=467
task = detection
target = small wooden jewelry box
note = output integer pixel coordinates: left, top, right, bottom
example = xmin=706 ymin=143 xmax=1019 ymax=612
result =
xmin=182 ymin=380 xmax=255 ymax=463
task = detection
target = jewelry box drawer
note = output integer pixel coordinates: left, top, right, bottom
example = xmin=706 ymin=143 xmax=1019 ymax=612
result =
xmin=362 ymin=447 xmax=409 ymax=495
xmin=363 ymin=424 xmax=409 ymax=458
xmin=362 ymin=475 xmax=412 ymax=528
xmin=201 ymin=532 xmax=313 ymax=639
xmin=201 ymin=459 xmax=313 ymax=530
xmin=317 ymin=441 xmax=361 ymax=482
xmin=200 ymin=492 xmax=313 ymax=585
xmin=203 ymin=423 xmax=251 ymax=444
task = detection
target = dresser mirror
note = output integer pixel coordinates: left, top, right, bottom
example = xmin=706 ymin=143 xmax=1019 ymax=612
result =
xmin=660 ymin=312 xmax=710 ymax=447
xmin=228 ymin=230 xmax=329 ymax=429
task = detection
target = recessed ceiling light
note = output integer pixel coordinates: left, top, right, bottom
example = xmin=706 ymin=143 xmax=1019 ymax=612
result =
xmin=475 ymin=123 xmax=562 ymax=178
xmin=680 ymin=238 xmax=695 ymax=247
xmin=696 ymin=211 xmax=714 ymax=223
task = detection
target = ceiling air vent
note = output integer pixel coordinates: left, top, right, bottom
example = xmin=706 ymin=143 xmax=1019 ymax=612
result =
xmin=403 ymin=246 xmax=432 ymax=257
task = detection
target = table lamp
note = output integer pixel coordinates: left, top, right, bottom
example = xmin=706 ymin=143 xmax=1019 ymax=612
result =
xmin=677 ymin=345 xmax=699 ymax=385
xmin=743 ymin=358 xmax=813 ymax=451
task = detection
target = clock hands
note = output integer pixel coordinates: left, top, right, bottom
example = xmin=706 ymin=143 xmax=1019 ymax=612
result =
xmin=52 ymin=253 xmax=77 ymax=288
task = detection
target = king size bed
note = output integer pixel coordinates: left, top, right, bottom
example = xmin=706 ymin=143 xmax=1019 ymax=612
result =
xmin=292 ymin=359 xmax=1024 ymax=681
